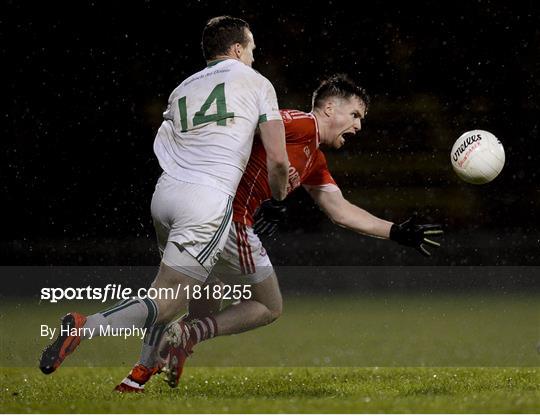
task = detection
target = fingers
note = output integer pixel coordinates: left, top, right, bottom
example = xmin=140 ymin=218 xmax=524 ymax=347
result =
xmin=255 ymin=222 xmax=269 ymax=235
xmin=253 ymin=214 xmax=268 ymax=234
xmin=397 ymin=217 xmax=443 ymax=257
xmin=253 ymin=218 xmax=264 ymax=230
xmin=258 ymin=222 xmax=272 ymax=236
xmin=418 ymin=244 xmax=431 ymax=257
xmin=254 ymin=220 xmax=277 ymax=237
xmin=421 ymin=224 xmax=443 ymax=233
xmin=266 ymin=224 xmax=278 ymax=237
xmin=253 ymin=221 xmax=265 ymax=235
xmin=423 ymin=237 xmax=440 ymax=247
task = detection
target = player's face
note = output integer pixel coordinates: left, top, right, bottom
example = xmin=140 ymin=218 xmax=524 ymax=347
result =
xmin=327 ymin=96 xmax=366 ymax=149
xmin=238 ymin=29 xmax=255 ymax=67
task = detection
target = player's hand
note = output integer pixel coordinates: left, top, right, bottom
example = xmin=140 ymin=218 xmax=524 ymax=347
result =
xmin=253 ymin=198 xmax=287 ymax=237
xmin=389 ymin=215 xmax=443 ymax=256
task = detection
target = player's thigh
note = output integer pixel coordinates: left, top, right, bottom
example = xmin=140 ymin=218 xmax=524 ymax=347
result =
xmin=212 ymin=222 xmax=274 ymax=285
xmin=151 ymin=173 xmax=233 ymax=280
xmin=212 ymin=222 xmax=281 ymax=312
xmin=205 ymin=272 xmax=282 ymax=317
xmin=149 ymin=261 xmax=203 ymax=321
xmin=248 ymin=271 xmax=282 ymax=315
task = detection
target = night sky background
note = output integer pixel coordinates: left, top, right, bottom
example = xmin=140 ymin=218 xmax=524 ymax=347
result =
xmin=3 ymin=1 xmax=540 ymax=272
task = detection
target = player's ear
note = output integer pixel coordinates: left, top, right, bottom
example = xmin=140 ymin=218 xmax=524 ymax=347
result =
xmin=226 ymin=43 xmax=241 ymax=58
xmin=233 ymin=43 xmax=243 ymax=58
xmin=323 ymin=100 xmax=335 ymax=117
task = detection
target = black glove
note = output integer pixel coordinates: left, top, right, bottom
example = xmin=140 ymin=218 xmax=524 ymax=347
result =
xmin=253 ymin=198 xmax=287 ymax=237
xmin=390 ymin=215 xmax=443 ymax=257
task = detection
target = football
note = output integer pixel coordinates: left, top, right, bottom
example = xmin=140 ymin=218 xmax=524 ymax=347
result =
xmin=450 ymin=129 xmax=505 ymax=184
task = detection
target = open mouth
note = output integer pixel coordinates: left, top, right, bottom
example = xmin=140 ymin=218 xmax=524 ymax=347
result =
xmin=339 ymin=132 xmax=356 ymax=145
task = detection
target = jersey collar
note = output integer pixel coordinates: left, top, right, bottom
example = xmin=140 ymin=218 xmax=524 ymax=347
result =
xmin=309 ymin=112 xmax=320 ymax=148
xmin=206 ymin=58 xmax=229 ymax=67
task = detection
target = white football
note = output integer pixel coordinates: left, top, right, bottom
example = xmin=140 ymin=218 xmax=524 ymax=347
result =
xmin=450 ymin=129 xmax=505 ymax=184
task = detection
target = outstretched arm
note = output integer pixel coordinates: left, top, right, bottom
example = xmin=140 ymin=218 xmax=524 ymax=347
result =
xmin=306 ymin=187 xmax=443 ymax=256
xmin=306 ymin=187 xmax=393 ymax=239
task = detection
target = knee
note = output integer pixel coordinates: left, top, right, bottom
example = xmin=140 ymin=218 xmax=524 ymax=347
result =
xmin=267 ymin=302 xmax=282 ymax=323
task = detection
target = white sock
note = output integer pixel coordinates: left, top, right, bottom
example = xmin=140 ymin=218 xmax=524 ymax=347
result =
xmin=138 ymin=323 xmax=166 ymax=367
xmin=82 ymin=298 xmax=158 ymax=340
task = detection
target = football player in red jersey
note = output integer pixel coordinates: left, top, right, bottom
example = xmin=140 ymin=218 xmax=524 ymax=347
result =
xmin=117 ymin=74 xmax=443 ymax=391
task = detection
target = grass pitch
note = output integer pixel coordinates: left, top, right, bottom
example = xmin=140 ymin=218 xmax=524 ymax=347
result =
xmin=1 ymin=294 xmax=539 ymax=412
xmin=1 ymin=367 xmax=539 ymax=413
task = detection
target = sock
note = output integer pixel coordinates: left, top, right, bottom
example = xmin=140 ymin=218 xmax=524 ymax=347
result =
xmin=81 ymin=298 xmax=158 ymax=340
xmin=189 ymin=317 xmax=218 ymax=346
xmin=128 ymin=315 xmax=218 ymax=376
xmin=138 ymin=323 xmax=166 ymax=368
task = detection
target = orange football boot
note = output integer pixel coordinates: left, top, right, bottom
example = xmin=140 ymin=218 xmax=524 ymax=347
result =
xmin=39 ymin=312 xmax=87 ymax=374
xmin=114 ymin=364 xmax=160 ymax=393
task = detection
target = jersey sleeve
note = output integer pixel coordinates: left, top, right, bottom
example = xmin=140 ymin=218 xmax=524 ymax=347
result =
xmin=302 ymin=150 xmax=340 ymax=192
xmin=257 ymin=77 xmax=281 ymax=123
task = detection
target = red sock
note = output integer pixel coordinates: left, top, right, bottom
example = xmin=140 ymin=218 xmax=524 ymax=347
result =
xmin=189 ymin=317 xmax=218 ymax=345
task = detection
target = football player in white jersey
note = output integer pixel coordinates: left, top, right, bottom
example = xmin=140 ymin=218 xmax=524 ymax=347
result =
xmin=39 ymin=16 xmax=289 ymax=391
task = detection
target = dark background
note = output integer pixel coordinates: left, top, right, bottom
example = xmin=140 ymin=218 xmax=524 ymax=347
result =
xmin=3 ymin=0 xmax=540 ymax=270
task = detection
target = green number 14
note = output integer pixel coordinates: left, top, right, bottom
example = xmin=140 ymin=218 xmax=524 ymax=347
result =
xmin=178 ymin=83 xmax=234 ymax=132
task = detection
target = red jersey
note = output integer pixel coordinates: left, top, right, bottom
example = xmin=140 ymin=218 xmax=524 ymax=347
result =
xmin=233 ymin=109 xmax=339 ymax=226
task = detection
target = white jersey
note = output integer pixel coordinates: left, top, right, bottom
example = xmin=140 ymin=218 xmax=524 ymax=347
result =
xmin=153 ymin=59 xmax=281 ymax=196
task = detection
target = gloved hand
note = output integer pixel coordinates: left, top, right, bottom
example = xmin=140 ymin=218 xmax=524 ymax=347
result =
xmin=389 ymin=215 xmax=443 ymax=256
xmin=253 ymin=198 xmax=287 ymax=237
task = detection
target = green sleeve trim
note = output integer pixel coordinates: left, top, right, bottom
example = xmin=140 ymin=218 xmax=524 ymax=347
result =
xmin=258 ymin=114 xmax=268 ymax=124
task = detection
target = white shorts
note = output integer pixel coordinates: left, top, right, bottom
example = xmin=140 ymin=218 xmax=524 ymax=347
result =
xmin=210 ymin=222 xmax=274 ymax=285
xmin=151 ymin=172 xmax=233 ymax=281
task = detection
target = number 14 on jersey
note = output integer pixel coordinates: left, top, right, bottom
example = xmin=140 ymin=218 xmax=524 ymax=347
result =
xmin=177 ymin=83 xmax=234 ymax=132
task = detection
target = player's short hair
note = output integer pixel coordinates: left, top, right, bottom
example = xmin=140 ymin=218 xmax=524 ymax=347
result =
xmin=202 ymin=16 xmax=251 ymax=61
xmin=312 ymin=74 xmax=370 ymax=110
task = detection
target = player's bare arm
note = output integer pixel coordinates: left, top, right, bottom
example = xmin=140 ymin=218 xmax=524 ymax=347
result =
xmin=308 ymin=187 xmax=443 ymax=256
xmin=307 ymin=187 xmax=393 ymax=239
xmin=259 ymin=119 xmax=289 ymax=201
